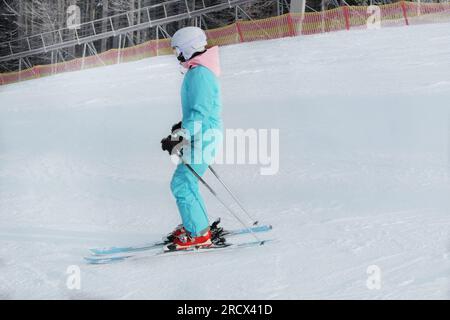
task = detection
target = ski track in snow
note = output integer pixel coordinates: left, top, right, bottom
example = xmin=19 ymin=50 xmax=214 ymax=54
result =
xmin=1 ymin=22 xmax=450 ymax=299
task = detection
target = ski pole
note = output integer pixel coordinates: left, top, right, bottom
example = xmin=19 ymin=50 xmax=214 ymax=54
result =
xmin=176 ymin=152 xmax=264 ymax=245
xmin=208 ymin=165 xmax=258 ymax=226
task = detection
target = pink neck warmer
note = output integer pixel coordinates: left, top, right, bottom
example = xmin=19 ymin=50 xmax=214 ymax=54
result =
xmin=182 ymin=46 xmax=221 ymax=77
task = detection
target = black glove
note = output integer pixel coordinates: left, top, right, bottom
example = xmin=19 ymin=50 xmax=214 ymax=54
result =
xmin=161 ymin=134 xmax=184 ymax=155
xmin=171 ymin=121 xmax=182 ymax=133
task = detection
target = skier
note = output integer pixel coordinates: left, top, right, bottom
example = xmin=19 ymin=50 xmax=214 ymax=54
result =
xmin=161 ymin=27 xmax=223 ymax=251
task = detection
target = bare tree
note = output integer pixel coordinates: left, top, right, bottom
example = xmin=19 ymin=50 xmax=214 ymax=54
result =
xmin=101 ymin=0 xmax=110 ymax=52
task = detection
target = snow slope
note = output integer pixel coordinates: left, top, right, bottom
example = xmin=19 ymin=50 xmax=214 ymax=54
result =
xmin=1 ymin=22 xmax=449 ymax=299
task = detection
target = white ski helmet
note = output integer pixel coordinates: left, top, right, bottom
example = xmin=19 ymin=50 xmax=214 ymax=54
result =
xmin=171 ymin=27 xmax=207 ymax=61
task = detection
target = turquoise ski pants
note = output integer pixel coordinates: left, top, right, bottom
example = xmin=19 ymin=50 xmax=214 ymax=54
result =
xmin=170 ymin=161 xmax=210 ymax=237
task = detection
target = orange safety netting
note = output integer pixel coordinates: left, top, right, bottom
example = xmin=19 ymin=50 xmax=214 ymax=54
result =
xmin=1 ymin=1 xmax=450 ymax=86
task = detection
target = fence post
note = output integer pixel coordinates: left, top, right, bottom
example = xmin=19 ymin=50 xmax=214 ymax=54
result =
xmin=287 ymin=13 xmax=296 ymax=36
xmin=235 ymin=21 xmax=244 ymax=43
xmin=31 ymin=65 xmax=36 ymax=80
xmin=401 ymin=1 xmax=409 ymax=26
xmin=342 ymin=6 xmax=350 ymax=31
xmin=150 ymin=40 xmax=157 ymax=57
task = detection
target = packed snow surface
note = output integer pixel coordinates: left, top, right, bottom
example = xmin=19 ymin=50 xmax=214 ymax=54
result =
xmin=1 ymin=22 xmax=449 ymax=299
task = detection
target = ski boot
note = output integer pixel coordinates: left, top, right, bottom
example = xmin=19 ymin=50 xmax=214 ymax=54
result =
xmin=164 ymin=219 xmax=228 ymax=248
xmin=165 ymin=230 xmax=213 ymax=251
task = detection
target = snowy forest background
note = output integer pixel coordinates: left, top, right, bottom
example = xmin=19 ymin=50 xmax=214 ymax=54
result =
xmin=0 ymin=0 xmax=436 ymax=72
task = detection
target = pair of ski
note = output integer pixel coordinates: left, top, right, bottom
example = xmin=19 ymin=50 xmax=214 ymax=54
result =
xmin=85 ymin=219 xmax=273 ymax=265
